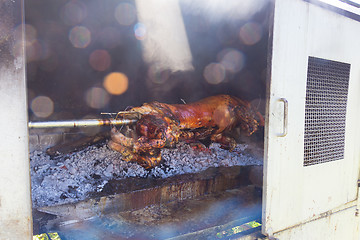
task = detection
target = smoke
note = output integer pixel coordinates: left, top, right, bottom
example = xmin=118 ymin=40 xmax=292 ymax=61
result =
xmin=181 ymin=0 xmax=269 ymax=22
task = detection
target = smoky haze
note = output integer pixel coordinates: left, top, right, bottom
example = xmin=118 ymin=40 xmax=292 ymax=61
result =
xmin=25 ymin=0 xmax=269 ymax=122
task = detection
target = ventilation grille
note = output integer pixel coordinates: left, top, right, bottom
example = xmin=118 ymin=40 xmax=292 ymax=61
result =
xmin=304 ymin=57 xmax=350 ymax=166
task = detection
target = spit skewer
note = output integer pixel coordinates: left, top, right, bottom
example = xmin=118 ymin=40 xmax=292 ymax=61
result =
xmin=28 ymin=119 xmax=137 ymax=128
xmin=28 ymin=111 xmax=141 ymax=129
xmin=28 ymin=118 xmax=137 ymax=129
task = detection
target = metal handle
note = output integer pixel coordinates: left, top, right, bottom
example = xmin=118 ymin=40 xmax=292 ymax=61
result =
xmin=278 ymin=98 xmax=288 ymax=137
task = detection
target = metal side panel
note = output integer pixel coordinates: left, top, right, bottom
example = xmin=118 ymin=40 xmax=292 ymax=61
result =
xmin=273 ymin=205 xmax=360 ymax=240
xmin=263 ymin=0 xmax=360 ymax=237
xmin=0 ymin=0 xmax=33 ymax=239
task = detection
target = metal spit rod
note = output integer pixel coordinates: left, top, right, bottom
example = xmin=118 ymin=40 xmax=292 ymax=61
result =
xmin=28 ymin=118 xmax=137 ymax=129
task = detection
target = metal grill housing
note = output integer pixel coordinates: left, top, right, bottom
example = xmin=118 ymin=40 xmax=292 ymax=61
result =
xmin=304 ymin=56 xmax=350 ymax=166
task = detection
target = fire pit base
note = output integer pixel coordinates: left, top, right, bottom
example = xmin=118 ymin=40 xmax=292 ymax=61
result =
xmin=33 ymin=165 xmax=263 ymax=239
xmin=35 ymin=185 xmax=262 ymax=239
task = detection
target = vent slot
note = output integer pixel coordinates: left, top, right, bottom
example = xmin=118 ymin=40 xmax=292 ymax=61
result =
xmin=304 ymin=57 xmax=350 ymax=166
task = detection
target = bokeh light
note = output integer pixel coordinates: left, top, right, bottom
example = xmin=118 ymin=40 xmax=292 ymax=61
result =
xmin=25 ymin=40 xmax=42 ymax=62
xmin=27 ymin=39 xmax=51 ymax=62
xmin=85 ymin=87 xmax=110 ymax=109
xmin=89 ymin=49 xmax=111 ymax=71
xmin=60 ymin=0 xmax=87 ymax=26
xmin=134 ymin=23 xmax=147 ymax=40
xmin=114 ymin=3 xmax=136 ymax=26
xmin=31 ymin=96 xmax=54 ymax=118
xmin=203 ymin=63 xmax=226 ymax=85
xmin=103 ymin=72 xmax=129 ymax=95
xmin=239 ymin=22 xmax=263 ymax=46
xmin=13 ymin=24 xmax=31 ymax=43
xmin=12 ymin=24 xmax=49 ymax=62
xmin=217 ymin=48 xmax=246 ymax=73
xmin=24 ymin=24 xmax=37 ymax=44
xmin=69 ymin=26 xmax=91 ymax=48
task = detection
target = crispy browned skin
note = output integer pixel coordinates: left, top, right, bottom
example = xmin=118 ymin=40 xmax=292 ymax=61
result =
xmin=109 ymin=95 xmax=263 ymax=169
